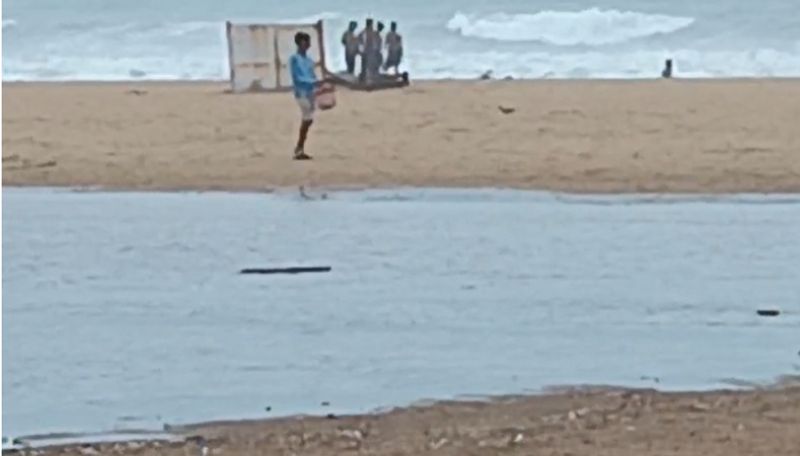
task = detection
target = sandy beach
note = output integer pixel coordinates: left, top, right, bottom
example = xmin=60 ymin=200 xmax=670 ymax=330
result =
xmin=4 ymin=80 xmax=800 ymax=193
xmin=13 ymin=385 xmax=800 ymax=456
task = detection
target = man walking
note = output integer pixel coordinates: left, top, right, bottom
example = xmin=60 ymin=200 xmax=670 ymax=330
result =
xmin=289 ymin=32 xmax=318 ymax=160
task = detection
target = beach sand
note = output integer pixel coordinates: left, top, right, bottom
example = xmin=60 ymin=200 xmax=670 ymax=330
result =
xmin=20 ymin=385 xmax=800 ymax=456
xmin=4 ymin=80 xmax=800 ymax=192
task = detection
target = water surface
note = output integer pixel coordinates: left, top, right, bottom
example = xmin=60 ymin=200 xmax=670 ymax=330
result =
xmin=3 ymin=188 xmax=799 ymax=437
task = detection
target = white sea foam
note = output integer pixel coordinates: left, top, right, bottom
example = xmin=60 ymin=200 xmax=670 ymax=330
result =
xmin=3 ymin=18 xmax=17 ymax=29
xmin=5 ymin=45 xmax=800 ymax=81
xmin=235 ymin=11 xmax=342 ymax=25
xmin=446 ymin=8 xmax=695 ymax=46
xmin=403 ymin=47 xmax=800 ymax=79
xmin=164 ymin=21 xmax=219 ymax=37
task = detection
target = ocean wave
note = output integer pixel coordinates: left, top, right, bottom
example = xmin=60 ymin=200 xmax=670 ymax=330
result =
xmin=446 ymin=8 xmax=695 ymax=46
xmin=228 ymin=11 xmax=342 ymax=25
xmin=5 ymin=10 xmax=800 ymax=81
xmin=163 ymin=21 xmax=220 ymax=37
xmin=283 ymin=11 xmax=342 ymax=23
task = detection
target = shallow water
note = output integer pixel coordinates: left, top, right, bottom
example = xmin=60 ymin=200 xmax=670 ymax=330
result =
xmin=3 ymin=188 xmax=799 ymax=437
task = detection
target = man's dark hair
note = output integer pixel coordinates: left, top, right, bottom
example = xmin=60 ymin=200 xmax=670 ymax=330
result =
xmin=391 ymin=21 xmax=397 ymax=30
xmin=377 ymin=22 xmax=385 ymax=32
xmin=366 ymin=18 xmax=374 ymax=26
xmin=349 ymin=20 xmax=357 ymax=29
xmin=294 ymin=32 xmax=310 ymax=46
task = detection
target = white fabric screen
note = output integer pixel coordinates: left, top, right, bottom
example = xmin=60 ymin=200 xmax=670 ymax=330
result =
xmin=226 ymin=21 xmax=326 ymax=93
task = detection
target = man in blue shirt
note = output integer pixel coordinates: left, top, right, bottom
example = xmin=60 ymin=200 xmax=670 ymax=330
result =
xmin=290 ymin=32 xmax=319 ymax=160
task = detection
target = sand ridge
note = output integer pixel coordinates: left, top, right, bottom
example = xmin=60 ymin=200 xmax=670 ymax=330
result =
xmin=14 ymin=385 xmax=800 ymax=456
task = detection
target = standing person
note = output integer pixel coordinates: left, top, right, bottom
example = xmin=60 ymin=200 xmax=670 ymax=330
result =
xmin=290 ymin=32 xmax=319 ymax=160
xmin=358 ymin=18 xmax=379 ymax=81
xmin=341 ymin=21 xmax=359 ymax=74
xmin=661 ymin=59 xmax=673 ymax=78
xmin=375 ymin=22 xmax=386 ymax=75
xmin=384 ymin=21 xmax=403 ymax=74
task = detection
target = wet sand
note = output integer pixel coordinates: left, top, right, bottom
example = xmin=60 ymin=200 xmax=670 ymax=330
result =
xmin=17 ymin=385 xmax=800 ymax=456
xmin=4 ymin=80 xmax=800 ymax=192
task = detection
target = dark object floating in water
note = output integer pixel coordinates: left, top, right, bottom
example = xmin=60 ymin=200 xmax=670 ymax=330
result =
xmin=240 ymin=266 xmax=332 ymax=275
xmin=756 ymin=309 xmax=780 ymax=317
xmin=325 ymin=413 xmax=337 ymax=420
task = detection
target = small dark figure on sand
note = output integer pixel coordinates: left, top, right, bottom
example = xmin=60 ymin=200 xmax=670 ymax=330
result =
xmin=662 ymin=59 xmax=673 ymax=78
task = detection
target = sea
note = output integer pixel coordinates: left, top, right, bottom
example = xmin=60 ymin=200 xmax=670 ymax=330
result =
xmin=3 ymin=0 xmax=800 ymax=80
xmin=3 ymin=188 xmax=799 ymax=438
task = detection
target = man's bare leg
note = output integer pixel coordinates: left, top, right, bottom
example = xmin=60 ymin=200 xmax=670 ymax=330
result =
xmin=295 ymin=119 xmax=313 ymax=159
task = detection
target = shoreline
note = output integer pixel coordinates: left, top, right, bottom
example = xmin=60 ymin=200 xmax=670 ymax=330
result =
xmin=6 ymin=184 xmax=800 ymax=199
xmin=5 ymin=76 xmax=800 ymax=84
xmin=5 ymin=183 xmax=800 ymax=195
xmin=5 ymin=79 xmax=800 ymax=193
xmin=7 ymin=382 xmax=800 ymax=455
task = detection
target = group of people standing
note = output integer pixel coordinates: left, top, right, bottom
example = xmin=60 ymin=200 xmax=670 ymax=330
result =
xmin=341 ymin=19 xmax=403 ymax=81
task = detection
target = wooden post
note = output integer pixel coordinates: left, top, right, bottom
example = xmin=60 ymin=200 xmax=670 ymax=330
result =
xmin=225 ymin=21 xmax=235 ymax=90
xmin=315 ymin=20 xmax=329 ymax=76
xmin=273 ymin=27 xmax=282 ymax=89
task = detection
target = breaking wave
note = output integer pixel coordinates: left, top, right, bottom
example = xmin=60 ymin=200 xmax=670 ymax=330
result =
xmin=4 ymin=8 xmax=800 ymax=81
xmin=446 ymin=8 xmax=695 ymax=46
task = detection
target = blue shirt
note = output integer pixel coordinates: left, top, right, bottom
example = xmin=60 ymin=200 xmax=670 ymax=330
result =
xmin=290 ymin=53 xmax=316 ymax=99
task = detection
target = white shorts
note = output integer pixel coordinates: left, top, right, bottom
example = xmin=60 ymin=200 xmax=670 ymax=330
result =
xmin=296 ymin=96 xmax=315 ymax=121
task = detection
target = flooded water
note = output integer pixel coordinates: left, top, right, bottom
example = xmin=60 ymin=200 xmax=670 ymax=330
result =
xmin=3 ymin=188 xmax=799 ymax=438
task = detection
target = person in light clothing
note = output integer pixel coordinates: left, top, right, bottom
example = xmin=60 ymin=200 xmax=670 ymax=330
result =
xmin=289 ymin=32 xmax=320 ymax=160
xmin=358 ymin=18 xmax=380 ymax=81
xmin=375 ymin=22 xmax=386 ymax=73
